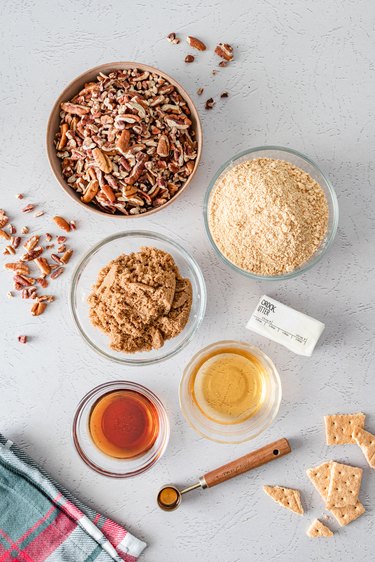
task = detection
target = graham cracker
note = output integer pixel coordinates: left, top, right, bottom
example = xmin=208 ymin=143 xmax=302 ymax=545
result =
xmin=307 ymin=518 xmax=333 ymax=538
xmin=263 ymin=485 xmax=304 ymax=515
xmin=326 ymin=462 xmax=363 ymax=509
xmin=353 ymin=427 xmax=375 ymax=468
xmin=306 ymin=461 xmax=332 ymax=500
xmin=330 ymin=501 xmax=365 ymax=527
xmin=324 ymin=413 xmax=365 ymax=445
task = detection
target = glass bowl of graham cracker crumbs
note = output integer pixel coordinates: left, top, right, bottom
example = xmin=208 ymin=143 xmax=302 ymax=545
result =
xmin=204 ymin=146 xmax=339 ymax=280
xmin=70 ymin=231 xmax=206 ymax=365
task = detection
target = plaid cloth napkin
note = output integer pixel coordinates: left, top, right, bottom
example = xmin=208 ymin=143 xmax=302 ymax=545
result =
xmin=0 ymin=434 xmax=146 ymax=562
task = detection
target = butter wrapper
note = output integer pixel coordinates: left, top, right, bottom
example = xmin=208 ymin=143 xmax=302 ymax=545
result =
xmin=246 ymin=295 xmax=325 ymax=356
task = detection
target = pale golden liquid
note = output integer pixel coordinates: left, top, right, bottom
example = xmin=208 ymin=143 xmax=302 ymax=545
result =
xmin=190 ymin=347 xmax=267 ymax=425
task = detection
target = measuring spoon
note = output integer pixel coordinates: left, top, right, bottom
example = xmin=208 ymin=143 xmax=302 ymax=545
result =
xmin=157 ymin=437 xmax=291 ymax=511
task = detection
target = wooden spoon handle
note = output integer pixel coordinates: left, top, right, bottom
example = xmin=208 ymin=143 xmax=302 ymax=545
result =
xmin=203 ymin=438 xmax=291 ymax=488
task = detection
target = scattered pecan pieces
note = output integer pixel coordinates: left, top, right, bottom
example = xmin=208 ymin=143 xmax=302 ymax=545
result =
xmin=205 ymin=98 xmax=215 ymax=110
xmin=214 ymin=43 xmax=234 ymax=61
xmin=185 ymin=55 xmax=195 ymax=63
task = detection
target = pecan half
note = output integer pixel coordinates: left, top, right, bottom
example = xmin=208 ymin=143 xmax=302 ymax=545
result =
xmin=23 ymin=235 xmax=40 ymax=252
xmin=53 ymin=216 xmax=71 ymax=232
xmin=157 ymin=134 xmax=170 ymax=157
xmin=187 ymin=36 xmax=206 ymax=51
xmin=34 ymin=257 xmax=51 ymax=275
xmin=93 ymin=148 xmax=113 ymax=174
xmin=116 ymin=130 xmax=131 ymax=153
xmin=81 ymin=179 xmax=99 ymax=203
xmin=31 ymin=302 xmax=47 ymax=316
xmin=0 ymin=229 xmax=10 ymax=240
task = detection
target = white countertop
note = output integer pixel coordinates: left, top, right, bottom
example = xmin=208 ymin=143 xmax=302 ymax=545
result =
xmin=1 ymin=1 xmax=375 ymax=560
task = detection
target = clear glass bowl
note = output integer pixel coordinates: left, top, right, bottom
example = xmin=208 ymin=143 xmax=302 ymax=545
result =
xmin=179 ymin=341 xmax=282 ymax=444
xmin=204 ymin=146 xmax=339 ymax=280
xmin=70 ymin=231 xmax=206 ymax=365
xmin=72 ymin=381 xmax=170 ymax=477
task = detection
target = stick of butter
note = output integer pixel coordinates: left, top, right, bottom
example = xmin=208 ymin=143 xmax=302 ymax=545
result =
xmin=246 ymin=295 xmax=325 ymax=356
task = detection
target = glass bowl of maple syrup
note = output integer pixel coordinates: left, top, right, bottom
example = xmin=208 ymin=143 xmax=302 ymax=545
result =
xmin=179 ymin=341 xmax=282 ymax=444
xmin=73 ymin=381 xmax=170 ymax=477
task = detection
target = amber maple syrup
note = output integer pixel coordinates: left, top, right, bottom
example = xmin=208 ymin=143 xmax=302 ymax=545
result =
xmin=89 ymin=390 xmax=159 ymax=459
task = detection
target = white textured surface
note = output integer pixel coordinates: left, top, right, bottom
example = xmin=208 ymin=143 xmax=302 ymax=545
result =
xmin=1 ymin=1 xmax=375 ymax=560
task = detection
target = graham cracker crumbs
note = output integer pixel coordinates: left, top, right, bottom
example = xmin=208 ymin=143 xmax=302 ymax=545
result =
xmin=88 ymin=247 xmax=192 ymax=353
xmin=307 ymin=519 xmax=333 ymax=538
xmin=263 ymin=485 xmax=304 ymax=515
xmin=324 ymin=413 xmax=365 ymax=445
xmin=208 ymin=158 xmax=329 ymax=276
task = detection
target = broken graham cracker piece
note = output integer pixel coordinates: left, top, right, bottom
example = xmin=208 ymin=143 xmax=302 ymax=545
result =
xmin=353 ymin=427 xmax=375 ymax=468
xmin=324 ymin=413 xmax=365 ymax=445
xmin=306 ymin=461 xmax=332 ymax=500
xmin=330 ymin=501 xmax=365 ymax=526
xmin=263 ymin=486 xmax=304 ymax=515
xmin=307 ymin=519 xmax=333 ymax=538
xmin=307 ymin=461 xmax=365 ymax=526
xmin=326 ymin=462 xmax=363 ymax=509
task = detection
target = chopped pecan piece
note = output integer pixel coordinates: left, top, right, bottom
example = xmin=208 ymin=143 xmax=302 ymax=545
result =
xmin=185 ymin=54 xmax=195 ymax=63
xmin=18 ymin=335 xmax=27 ymax=344
xmin=187 ymin=36 xmax=206 ymax=51
xmin=22 ymin=204 xmax=34 ymax=213
xmin=205 ymin=98 xmax=215 ymax=110
xmin=167 ymin=32 xmax=180 ymax=44
xmin=214 ymin=43 xmax=234 ymax=61
xmin=50 ymin=267 xmax=64 ymax=280
xmin=0 ymin=229 xmax=11 ymax=240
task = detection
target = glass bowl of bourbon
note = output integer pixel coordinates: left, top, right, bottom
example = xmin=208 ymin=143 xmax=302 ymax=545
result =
xmin=179 ymin=341 xmax=281 ymax=444
xmin=73 ymin=381 xmax=170 ymax=477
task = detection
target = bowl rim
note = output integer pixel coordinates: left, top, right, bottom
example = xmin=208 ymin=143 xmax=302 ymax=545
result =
xmin=70 ymin=230 xmax=207 ymax=365
xmin=46 ymin=61 xmax=202 ymax=218
xmin=72 ymin=380 xmax=170 ymax=477
xmin=203 ymin=145 xmax=339 ymax=280
xmin=179 ymin=340 xmax=282 ymax=444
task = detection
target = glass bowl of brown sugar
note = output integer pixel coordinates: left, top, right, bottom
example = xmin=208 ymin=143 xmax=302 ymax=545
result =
xmin=204 ymin=146 xmax=339 ymax=280
xmin=70 ymin=230 xmax=206 ymax=365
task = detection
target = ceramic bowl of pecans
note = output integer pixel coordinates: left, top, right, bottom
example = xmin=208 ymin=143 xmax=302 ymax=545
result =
xmin=47 ymin=62 xmax=202 ymax=217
